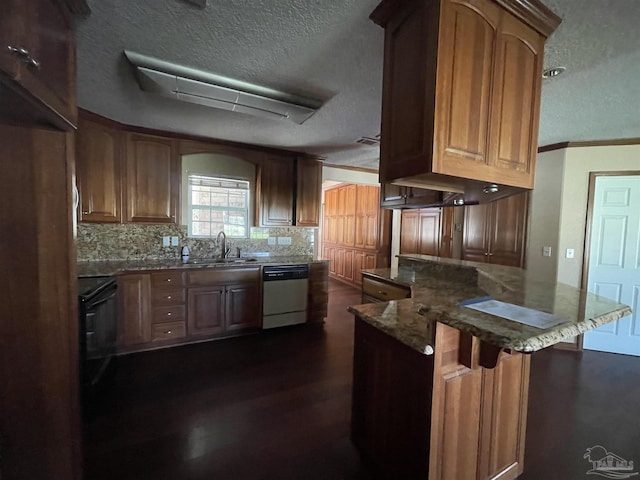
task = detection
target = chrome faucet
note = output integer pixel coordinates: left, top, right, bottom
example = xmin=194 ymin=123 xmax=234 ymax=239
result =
xmin=216 ymin=231 xmax=229 ymax=259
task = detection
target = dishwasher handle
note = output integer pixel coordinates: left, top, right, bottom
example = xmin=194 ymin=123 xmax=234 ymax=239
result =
xmin=263 ymin=265 xmax=309 ymax=281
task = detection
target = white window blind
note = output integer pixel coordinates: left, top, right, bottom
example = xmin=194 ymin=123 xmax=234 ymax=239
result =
xmin=188 ymin=174 xmax=250 ymax=238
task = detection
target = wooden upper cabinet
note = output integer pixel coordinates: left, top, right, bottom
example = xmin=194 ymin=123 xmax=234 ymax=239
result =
xmin=372 ymin=0 xmax=560 ymax=192
xmin=400 ymin=208 xmax=445 ymax=256
xmin=295 ymin=158 xmax=322 ymax=227
xmin=489 ymin=191 xmax=529 ymax=267
xmin=433 ymin=0 xmax=500 ymax=177
xmin=462 ymin=192 xmax=528 ymax=267
xmin=76 ymin=118 xmax=122 ymax=223
xmin=0 ymin=0 xmax=80 ymax=130
xmin=400 ymin=210 xmax=420 ymax=255
xmin=125 ymin=133 xmax=179 ymax=223
xmin=488 ymin=11 xmax=544 ymax=179
xmin=256 ymin=154 xmax=294 ymax=226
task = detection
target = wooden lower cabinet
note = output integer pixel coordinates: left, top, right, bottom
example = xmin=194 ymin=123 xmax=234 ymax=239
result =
xmin=308 ymin=262 xmax=329 ymax=324
xmin=353 ymin=252 xmax=376 ymax=285
xmin=361 ymin=273 xmax=411 ymax=303
xmin=187 ymin=286 xmax=226 ymax=336
xmin=225 ymin=283 xmax=262 ymax=331
xmin=118 ymin=274 xmax=151 ymax=346
xmin=352 ymin=319 xmax=530 ymax=480
xmin=118 ymin=266 xmax=262 ymax=353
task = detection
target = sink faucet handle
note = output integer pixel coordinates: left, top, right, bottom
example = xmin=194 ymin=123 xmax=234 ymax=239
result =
xmin=224 ymin=247 xmax=231 ymax=258
xmin=236 ymin=247 xmax=241 ymax=258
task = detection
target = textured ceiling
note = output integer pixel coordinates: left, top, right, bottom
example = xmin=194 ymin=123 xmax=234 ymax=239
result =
xmin=75 ymin=0 xmax=640 ymax=169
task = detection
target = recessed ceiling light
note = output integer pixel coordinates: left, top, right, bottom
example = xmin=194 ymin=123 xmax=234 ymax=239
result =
xmin=542 ymin=66 xmax=566 ymax=79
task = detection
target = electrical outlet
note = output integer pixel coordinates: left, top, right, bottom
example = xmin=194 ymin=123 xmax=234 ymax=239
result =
xmin=171 ymin=236 xmax=179 ymax=246
xmin=162 ymin=236 xmax=170 ymax=247
xmin=566 ymin=248 xmax=575 ymax=259
xmin=277 ymin=236 xmax=291 ymax=245
xmin=542 ymin=246 xmax=552 ymax=257
xmin=268 ymin=237 xmax=276 ymax=245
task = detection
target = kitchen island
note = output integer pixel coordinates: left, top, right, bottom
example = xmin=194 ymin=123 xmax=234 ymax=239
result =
xmin=348 ymin=255 xmax=631 ymax=480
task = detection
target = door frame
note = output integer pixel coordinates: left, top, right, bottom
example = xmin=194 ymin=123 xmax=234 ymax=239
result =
xmin=578 ymin=170 xmax=640 ymax=351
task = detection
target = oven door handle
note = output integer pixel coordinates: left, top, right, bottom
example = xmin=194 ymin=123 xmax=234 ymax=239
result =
xmin=86 ymin=289 xmax=117 ymax=310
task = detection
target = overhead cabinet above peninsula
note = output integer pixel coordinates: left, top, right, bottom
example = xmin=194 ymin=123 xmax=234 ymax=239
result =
xmin=371 ymin=0 xmax=561 ymax=204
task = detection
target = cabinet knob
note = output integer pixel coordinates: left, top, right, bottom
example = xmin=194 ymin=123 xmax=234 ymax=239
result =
xmin=82 ymin=211 xmax=89 ymax=215
xmin=7 ymin=45 xmax=40 ymax=69
xmin=484 ymin=252 xmax=489 ymax=256
xmin=166 ymin=278 xmax=171 ymax=282
xmin=167 ymin=296 xmax=172 ymax=300
xmin=165 ymin=330 xmax=172 ymax=334
xmin=378 ymin=290 xmax=387 ymax=295
xmin=167 ymin=312 xmax=172 ymax=316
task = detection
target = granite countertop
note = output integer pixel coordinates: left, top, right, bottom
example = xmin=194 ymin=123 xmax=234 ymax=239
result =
xmin=348 ymin=254 xmax=632 ymax=355
xmin=77 ymin=256 xmax=328 ymax=277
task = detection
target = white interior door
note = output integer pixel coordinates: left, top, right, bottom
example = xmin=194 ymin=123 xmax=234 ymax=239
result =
xmin=584 ymin=175 xmax=640 ymax=355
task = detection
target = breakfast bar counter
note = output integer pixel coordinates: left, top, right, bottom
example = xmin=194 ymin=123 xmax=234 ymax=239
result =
xmin=347 ymin=255 xmax=632 ymax=480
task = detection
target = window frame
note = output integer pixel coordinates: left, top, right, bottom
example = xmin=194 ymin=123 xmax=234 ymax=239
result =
xmin=187 ymin=174 xmax=251 ymax=239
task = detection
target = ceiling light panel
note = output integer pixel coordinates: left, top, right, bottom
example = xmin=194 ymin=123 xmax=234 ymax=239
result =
xmin=126 ymin=50 xmax=321 ymax=124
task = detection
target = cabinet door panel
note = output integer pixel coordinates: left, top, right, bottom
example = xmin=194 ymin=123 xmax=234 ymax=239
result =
xmin=76 ymin=119 xmax=121 ymax=223
xmin=125 ymin=134 xmax=178 ymax=223
xmin=187 ymin=286 xmax=225 ymax=336
xmin=295 ymin=158 xmax=321 ymax=226
xmin=489 ymin=12 xmax=543 ymax=188
xmin=258 ymin=155 xmax=294 ymax=226
xmin=434 ymin=0 xmax=499 ymax=175
xmin=226 ymin=283 xmax=261 ymax=331
xmin=480 ymin=353 xmax=530 ymax=479
xmin=489 ymin=192 xmax=528 ymax=267
xmin=400 ymin=210 xmax=420 ymax=254
xmin=118 ymin=274 xmax=151 ymax=346
xmin=0 ymin=0 xmax=76 ymax=129
xmin=418 ymin=209 xmax=441 ymax=256
xmin=462 ymin=203 xmax=491 ymax=262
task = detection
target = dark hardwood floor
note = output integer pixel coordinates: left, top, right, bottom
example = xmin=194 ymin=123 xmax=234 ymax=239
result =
xmin=83 ymin=279 xmax=640 ymax=479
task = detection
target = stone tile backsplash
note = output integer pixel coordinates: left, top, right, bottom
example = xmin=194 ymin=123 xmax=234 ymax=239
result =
xmin=76 ymin=224 xmax=316 ymax=261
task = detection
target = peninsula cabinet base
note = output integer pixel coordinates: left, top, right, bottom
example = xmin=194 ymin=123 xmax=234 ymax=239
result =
xmin=351 ymin=319 xmax=530 ymax=480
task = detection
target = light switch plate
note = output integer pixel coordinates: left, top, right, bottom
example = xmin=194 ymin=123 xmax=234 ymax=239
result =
xmin=162 ymin=236 xmax=170 ymax=247
xmin=566 ymin=248 xmax=575 ymax=259
xmin=268 ymin=237 xmax=276 ymax=245
xmin=171 ymin=236 xmax=179 ymax=246
xmin=542 ymin=246 xmax=552 ymax=257
xmin=277 ymin=236 xmax=292 ymax=245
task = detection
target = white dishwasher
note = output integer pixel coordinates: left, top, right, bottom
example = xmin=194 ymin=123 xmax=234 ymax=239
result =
xmin=262 ymin=264 xmax=309 ymax=329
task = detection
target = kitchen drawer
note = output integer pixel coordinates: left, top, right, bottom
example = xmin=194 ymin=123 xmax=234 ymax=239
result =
xmin=187 ymin=266 xmax=261 ymax=286
xmin=152 ymin=305 xmax=185 ymax=324
xmin=151 ymin=321 xmax=186 ymax=342
xmin=150 ymin=271 xmax=185 ymax=288
xmin=362 ymin=276 xmax=411 ymax=302
xmin=151 ymin=286 xmax=185 ymax=306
